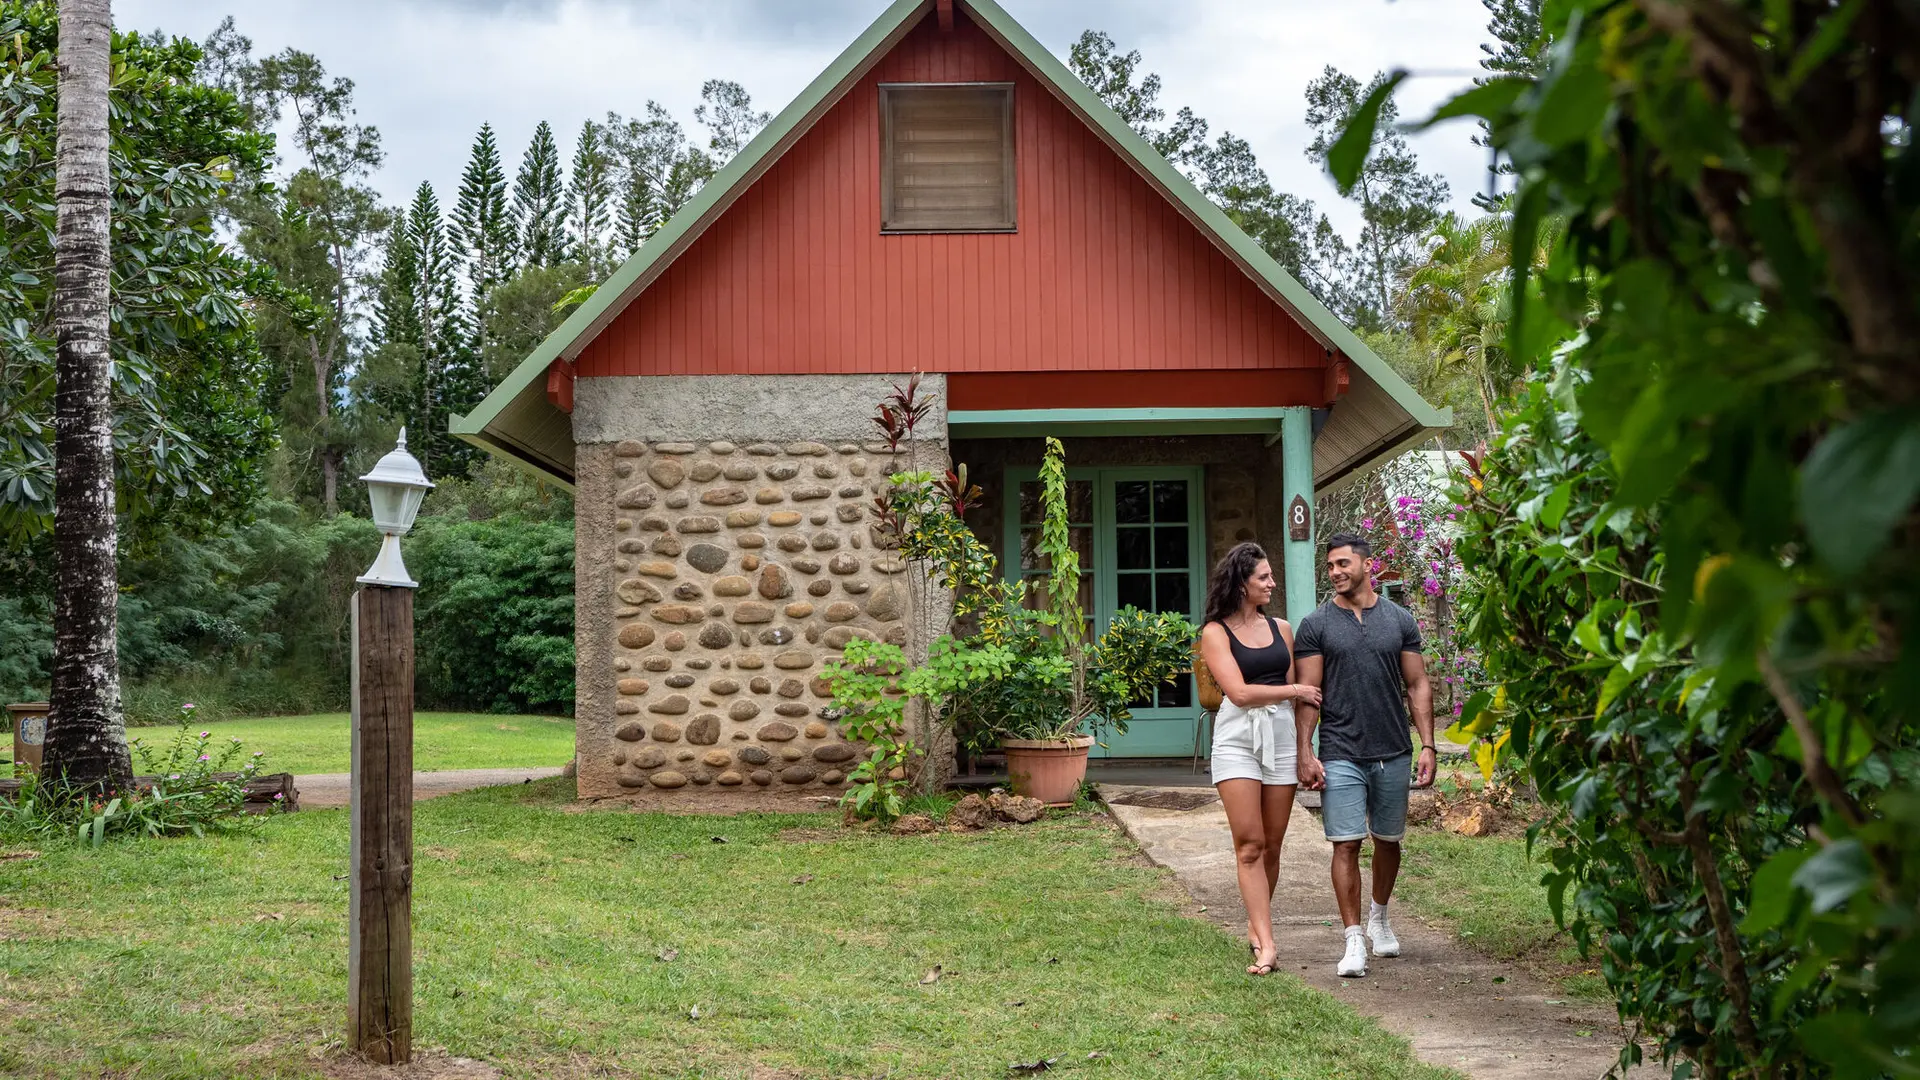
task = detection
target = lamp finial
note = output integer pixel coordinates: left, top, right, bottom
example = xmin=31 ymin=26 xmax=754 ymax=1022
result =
xmin=396 ymin=427 xmax=408 ymax=451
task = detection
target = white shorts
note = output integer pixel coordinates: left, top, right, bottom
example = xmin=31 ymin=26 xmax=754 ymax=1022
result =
xmin=1210 ymin=699 xmax=1297 ymax=786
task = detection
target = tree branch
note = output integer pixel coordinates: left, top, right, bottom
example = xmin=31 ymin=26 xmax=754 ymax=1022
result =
xmin=1755 ymin=648 xmax=1866 ymax=830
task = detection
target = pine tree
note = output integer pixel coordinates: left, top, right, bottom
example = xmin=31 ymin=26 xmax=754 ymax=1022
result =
xmin=604 ymin=103 xmax=690 ymax=257
xmin=1304 ymin=66 xmax=1450 ymax=332
xmin=513 ymin=120 xmax=566 ymax=268
xmin=567 ymin=119 xmax=613 ymax=275
xmin=615 ymin=165 xmax=659 ymax=259
xmin=1473 ymin=0 xmax=1547 ymax=208
xmin=406 ymin=182 xmax=477 ymax=479
xmin=692 ymin=79 xmax=769 ymax=162
xmin=370 ymin=216 xmax=421 ymax=349
xmin=451 ymin=123 xmax=517 ymax=348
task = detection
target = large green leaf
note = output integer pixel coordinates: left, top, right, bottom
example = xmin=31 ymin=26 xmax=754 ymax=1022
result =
xmin=1800 ymin=410 xmax=1920 ymax=574
xmin=1741 ymin=847 xmax=1813 ymax=934
xmin=1791 ymin=839 xmax=1872 ymax=915
xmin=1324 ymin=70 xmax=1407 ymax=195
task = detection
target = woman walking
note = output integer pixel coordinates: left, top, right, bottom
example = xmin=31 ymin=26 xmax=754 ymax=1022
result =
xmin=1197 ymin=542 xmax=1320 ymax=976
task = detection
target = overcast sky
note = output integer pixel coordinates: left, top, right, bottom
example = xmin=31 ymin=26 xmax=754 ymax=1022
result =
xmin=117 ymin=0 xmax=1498 ymax=241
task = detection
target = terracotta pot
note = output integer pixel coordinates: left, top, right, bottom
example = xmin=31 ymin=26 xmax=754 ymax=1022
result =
xmin=1001 ymin=735 xmax=1096 ymax=806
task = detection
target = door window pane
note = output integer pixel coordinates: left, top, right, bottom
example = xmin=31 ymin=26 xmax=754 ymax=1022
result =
xmin=1114 ymin=480 xmax=1151 ymax=524
xmin=1019 ymin=480 xmax=1095 ymax=525
xmin=1116 ymin=527 xmax=1150 ymax=570
xmin=1152 ymin=480 xmax=1188 ymax=523
xmin=1117 ymin=573 xmax=1151 ymax=611
xmin=1155 ymin=572 xmax=1190 ymax=615
xmin=1158 ymin=673 xmax=1194 ymax=709
xmin=1153 ymin=526 xmax=1188 ymax=570
xmin=1066 ymin=480 xmax=1095 ymax=523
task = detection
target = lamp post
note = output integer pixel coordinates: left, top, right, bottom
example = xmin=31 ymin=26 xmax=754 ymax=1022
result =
xmin=349 ymin=429 xmax=431 ymax=1065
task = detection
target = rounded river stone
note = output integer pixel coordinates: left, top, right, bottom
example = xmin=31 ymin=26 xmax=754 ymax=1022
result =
xmin=618 ymin=623 xmax=657 ymax=648
xmin=665 ymin=673 xmax=695 ymax=689
xmin=614 ymin=721 xmax=645 ymax=742
xmin=757 ymin=721 xmax=798 ymax=742
xmin=650 ymin=721 xmax=683 ymax=742
xmin=647 ymin=695 xmax=690 ymax=716
xmin=737 ymin=746 xmax=772 ymax=766
xmin=632 ymin=746 xmax=667 ymax=768
xmin=813 ymin=744 xmax=856 ymax=763
xmin=716 ymin=770 xmax=744 ymax=786
xmin=750 ymin=770 xmax=774 ymax=786
xmin=780 ymin=766 xmax=817 ymax=784
xmin=698 ymin=623 xmax=735 ymax=649
xmin=648 ymin=770 xmax=689 ymax=789
xmin=686 ymin=715 xmax=722 ymax=745
xmin=728 ymin=701 xmax=761 ymax=722
xmin=687 ymin=544 xmax=729 ymax=574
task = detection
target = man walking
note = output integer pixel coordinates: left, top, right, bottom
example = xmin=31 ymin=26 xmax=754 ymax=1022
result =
xmin=1294 ymin=532 xmax=1435 ymax=978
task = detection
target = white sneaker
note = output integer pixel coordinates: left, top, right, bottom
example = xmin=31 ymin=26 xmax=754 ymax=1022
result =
xmin=1337 ymin=933 xmax=1369 ymax=978
xmin=1367 ymin=914 xmax=1401 ymax=958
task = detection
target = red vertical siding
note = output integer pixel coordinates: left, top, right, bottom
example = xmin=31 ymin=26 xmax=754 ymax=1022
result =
xmin=574 ymin=9 xmax=1325 ymax=381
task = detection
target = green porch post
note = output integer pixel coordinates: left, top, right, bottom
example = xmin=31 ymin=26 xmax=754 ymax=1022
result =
xmin=1280 ymin=406 xmax=1316 ymax=626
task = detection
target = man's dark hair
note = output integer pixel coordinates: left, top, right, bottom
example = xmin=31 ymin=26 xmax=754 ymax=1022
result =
xmin=1326 ymin=532 xmax=1372 ymax=558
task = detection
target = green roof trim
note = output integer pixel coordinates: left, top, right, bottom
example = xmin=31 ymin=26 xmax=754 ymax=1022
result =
xmin=454 ymin=0 xmax=1448 ymax=478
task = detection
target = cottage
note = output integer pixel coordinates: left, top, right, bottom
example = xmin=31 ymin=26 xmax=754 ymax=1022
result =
xmin=452 ymin=0 xmax=1450 ymax=798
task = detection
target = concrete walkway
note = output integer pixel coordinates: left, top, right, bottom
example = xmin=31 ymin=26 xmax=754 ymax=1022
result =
xmin=1100 ymin=784 xmax=1653 ymax=1080
xmin=293 ymin=767 xmax=564 ymax=809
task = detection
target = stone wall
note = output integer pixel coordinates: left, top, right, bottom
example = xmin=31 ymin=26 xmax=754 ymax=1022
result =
xmin=573 ymin=374 xmax=947 ymax=800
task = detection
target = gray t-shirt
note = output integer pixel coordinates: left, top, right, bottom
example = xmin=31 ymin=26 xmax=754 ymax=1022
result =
xmin=1293 ymin=596 xmax=1422 ymax=763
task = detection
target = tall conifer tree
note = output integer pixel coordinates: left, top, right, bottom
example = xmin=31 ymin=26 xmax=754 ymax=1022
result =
xmin=451 ymin=123 xmax=516 ymax=350
xmin=513 ymin=120 xmax=565 ymax=268
xmin=567 ymin=119 xmax=613 ymax=276
xmin=370 ymin=216 xmax=421 ymax=349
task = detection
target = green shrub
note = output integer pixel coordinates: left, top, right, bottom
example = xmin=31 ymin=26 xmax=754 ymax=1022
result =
xmin=410 ymin=514 xmax=575 ymax=714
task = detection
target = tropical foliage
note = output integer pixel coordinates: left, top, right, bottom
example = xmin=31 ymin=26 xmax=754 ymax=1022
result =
xmin=0 ymin=5 xmax=281 ymax=552
xmin=1333 ymin=0 xmax=1920 ymax=1073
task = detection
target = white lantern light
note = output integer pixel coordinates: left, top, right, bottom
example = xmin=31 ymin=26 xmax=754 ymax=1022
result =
xmin=357 ymin=428 xmax=435 ymax=588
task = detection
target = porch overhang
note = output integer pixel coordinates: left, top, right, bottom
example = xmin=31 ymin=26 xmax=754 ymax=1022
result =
xmin=948 ymin=407 xmax=1290 ymax=440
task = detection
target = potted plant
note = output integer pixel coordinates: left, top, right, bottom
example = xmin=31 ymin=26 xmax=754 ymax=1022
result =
xmin=949 ymin=438 xmax=1196 ymax=804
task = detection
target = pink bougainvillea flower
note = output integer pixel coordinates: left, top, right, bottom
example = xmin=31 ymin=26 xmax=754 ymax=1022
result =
xmin=199 ymin=731 xmax=211 ymax=738
xmin=1362 ymin=517 xmax=1375 ymax=530
xmin=198 ymin=754 xmax=210 ymax=762
xmin=182 ymin=703 xmax=197 ymax=711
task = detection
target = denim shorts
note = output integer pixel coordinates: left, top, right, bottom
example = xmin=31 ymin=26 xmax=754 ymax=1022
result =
xmin=1322 ymin=754 xmax=1412 ymax=843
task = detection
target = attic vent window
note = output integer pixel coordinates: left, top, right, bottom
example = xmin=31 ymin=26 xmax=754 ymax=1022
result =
xmin=880 ymin=83 xmax=1015 ymax=232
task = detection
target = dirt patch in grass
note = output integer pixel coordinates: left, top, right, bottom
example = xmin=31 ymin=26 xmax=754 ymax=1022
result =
xmin=316 ymin=1049 xmax=503 ymax=1080
xmin=0 ymin=903 xmax=71 ymax=941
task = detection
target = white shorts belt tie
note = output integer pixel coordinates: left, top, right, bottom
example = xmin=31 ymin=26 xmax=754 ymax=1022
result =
xmin=1209 ymin=698 xmax=1298 ymax=787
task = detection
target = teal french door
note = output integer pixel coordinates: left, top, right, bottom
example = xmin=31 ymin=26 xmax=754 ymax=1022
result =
xmin=1004 ymin=467 xmax=1205 ymax=757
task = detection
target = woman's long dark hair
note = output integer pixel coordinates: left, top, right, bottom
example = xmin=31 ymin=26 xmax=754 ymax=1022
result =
xmin=1203 ymin=542 xmax=1269 ymax=627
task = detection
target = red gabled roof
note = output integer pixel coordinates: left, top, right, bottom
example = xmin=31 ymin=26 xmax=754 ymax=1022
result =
xmin=573 ymin=7 xmax=1326 ymax=384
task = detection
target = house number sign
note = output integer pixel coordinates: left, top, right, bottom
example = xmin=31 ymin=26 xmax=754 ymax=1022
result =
xmin=1287 ymin=495 xmax=1311 ymax=542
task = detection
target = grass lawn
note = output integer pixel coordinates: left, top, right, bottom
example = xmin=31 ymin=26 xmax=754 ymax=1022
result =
xmin=127 ymin=712 xmax=576 ymax=775
xmin=1 ymin=778 xmax=1457 ymax=1080
xmin=1388 ymin=824 xmax=1608 ymax=1000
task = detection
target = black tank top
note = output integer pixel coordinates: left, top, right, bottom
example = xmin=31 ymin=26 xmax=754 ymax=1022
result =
xmin=1220 ymin=617 xmax=1292 ymax=686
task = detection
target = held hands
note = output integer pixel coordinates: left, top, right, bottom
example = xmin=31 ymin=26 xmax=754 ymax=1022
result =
xmin=1286 ymin=683 xmax=1322 ymax=707
xmin=1297 ymin=752 xmax=1326 ymax=791
xmin=1415 ymin=746 xmax=1437 ymax=789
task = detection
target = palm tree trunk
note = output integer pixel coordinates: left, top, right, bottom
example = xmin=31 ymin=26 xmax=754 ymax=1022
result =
xmin=45 ymin=0 xmax=132 ymax=793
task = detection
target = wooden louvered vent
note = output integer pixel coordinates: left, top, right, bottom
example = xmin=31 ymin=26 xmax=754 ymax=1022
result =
xmin=880 ymin=83 xmax=1015 ymax=232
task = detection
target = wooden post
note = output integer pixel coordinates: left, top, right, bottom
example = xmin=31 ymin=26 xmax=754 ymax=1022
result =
xmin=349 ymin=586 xmax=414 ymax=1064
